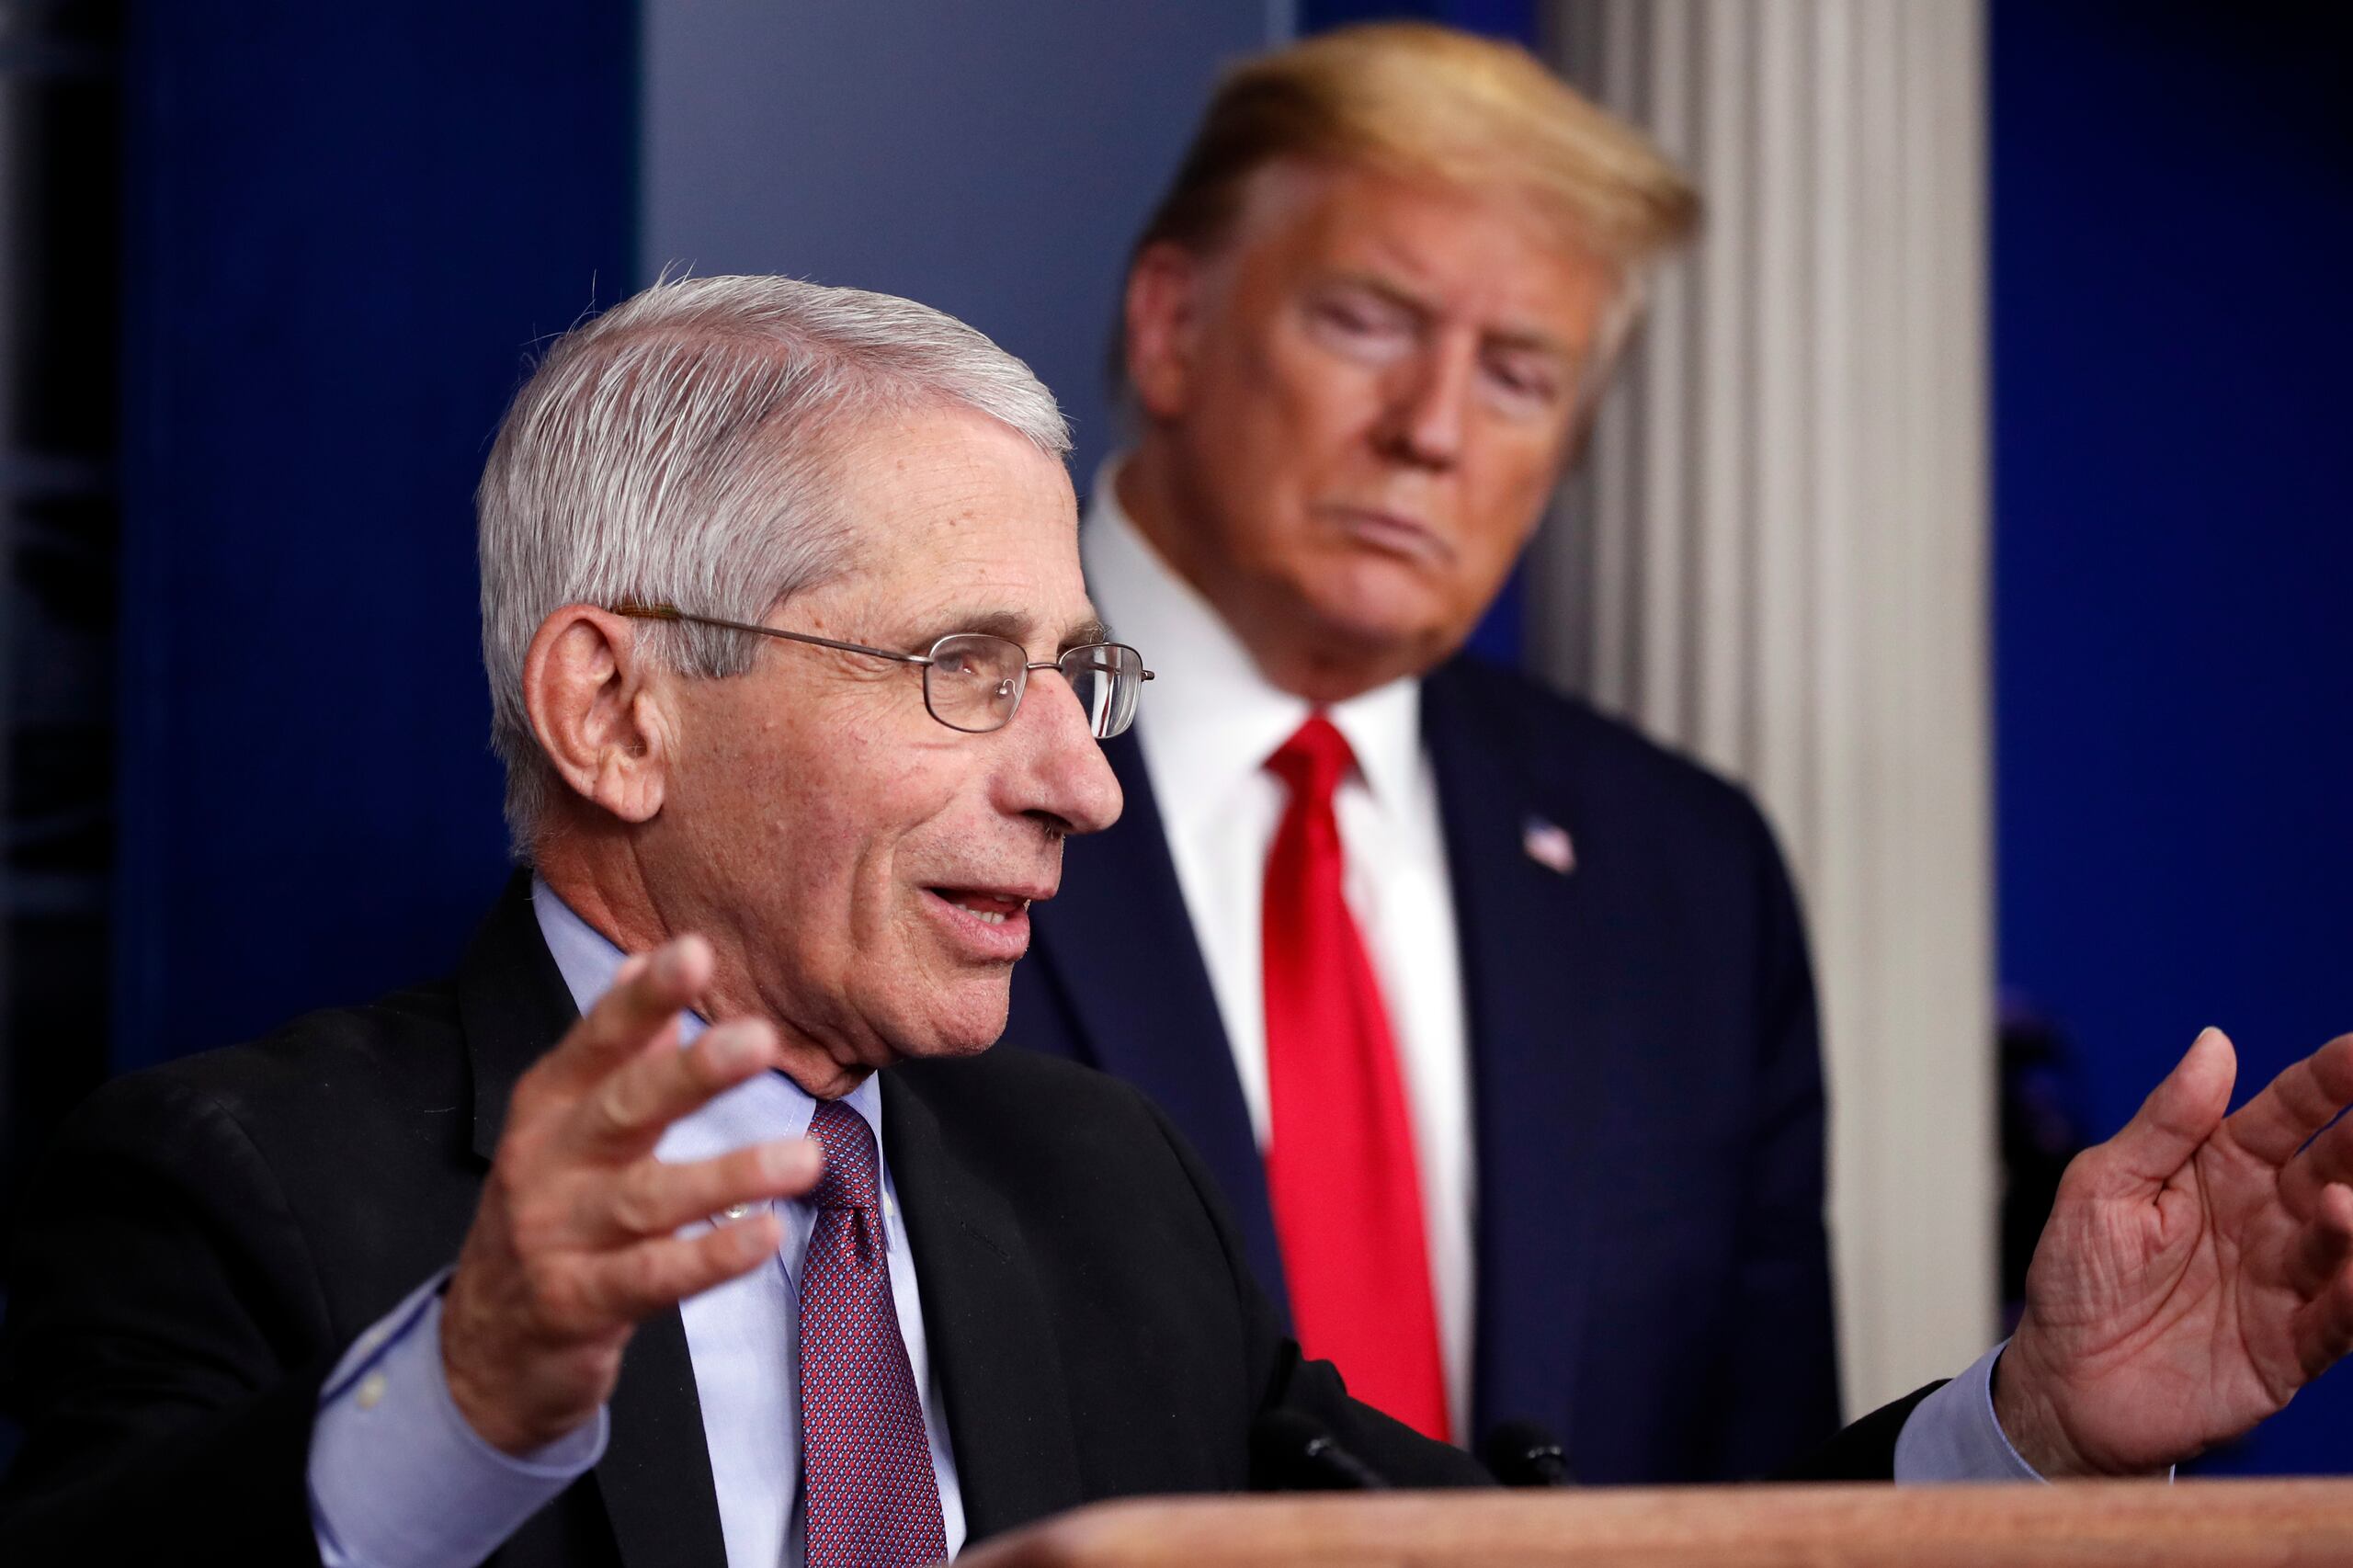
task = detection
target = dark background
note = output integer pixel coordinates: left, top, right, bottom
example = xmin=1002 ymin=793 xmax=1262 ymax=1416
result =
xmin=1990 ymin=0 xmax=2353 ymax=1474
xmin=0 ymin=0 xmax=2346 ymax=1474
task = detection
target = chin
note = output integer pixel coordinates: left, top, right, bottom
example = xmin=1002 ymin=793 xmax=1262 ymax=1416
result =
xmin=886 ymin=990 xmax=1010 ymax=1062
xmin=1299 ymin=590 xmax=1454 ymax=665
xmin=1300 ymin=561 xmax=1458 ymax=635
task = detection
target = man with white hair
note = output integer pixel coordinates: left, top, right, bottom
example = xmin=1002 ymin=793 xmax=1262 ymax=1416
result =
xmin=5 ymin=275 xmax=2353 ymax=1568
xmin=0 ymin=274 xmax=1482 ymax=1568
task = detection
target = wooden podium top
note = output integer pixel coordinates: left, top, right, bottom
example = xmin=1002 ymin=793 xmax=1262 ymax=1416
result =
xmin=958 ymin=1481 xmax=2353 ymax=1568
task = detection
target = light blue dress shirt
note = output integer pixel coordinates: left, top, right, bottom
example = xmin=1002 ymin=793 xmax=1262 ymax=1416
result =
xmin=307 ymin=887 xmax=2048 ymax=1568
xmin=1895 ymin=1343 xmax=2044 ymax=1483
xmin=307 ymin=880 xmax=965 ymax=1567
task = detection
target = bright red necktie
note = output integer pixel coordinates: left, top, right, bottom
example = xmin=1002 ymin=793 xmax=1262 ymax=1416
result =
xmin=1261 ymin=715 xmax=1450 ymax=1442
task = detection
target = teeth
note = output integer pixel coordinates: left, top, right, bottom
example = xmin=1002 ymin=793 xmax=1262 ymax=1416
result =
xmin=940 ymin=891 xmax=1029 ymax=925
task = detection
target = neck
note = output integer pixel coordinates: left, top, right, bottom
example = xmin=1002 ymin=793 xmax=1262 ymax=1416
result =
xmin=534 ymin=823 xmax=875 ymax=1100
xmin=1117 ymin=441 xmax=1431 ymax=705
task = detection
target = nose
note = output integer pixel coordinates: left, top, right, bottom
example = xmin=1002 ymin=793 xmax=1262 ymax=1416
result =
xmin=999 ymin=667 xmax=1124 ymax=837
xmin=1372 ymin=331 xmax=1475 ymax=472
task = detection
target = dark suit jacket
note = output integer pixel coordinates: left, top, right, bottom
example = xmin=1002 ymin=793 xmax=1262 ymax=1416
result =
xmin=0 ymin=881 xmax=1488 ymax=1566
xmin=1007 ymin=655 xmax=1846 ymax=1482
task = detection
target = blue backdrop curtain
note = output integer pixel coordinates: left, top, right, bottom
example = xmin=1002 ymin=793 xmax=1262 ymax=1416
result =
xmin=111 ymin=3 xmax=637 ymax=1067
xmin=1993 ymin=0 xmax=2353 ymax=1475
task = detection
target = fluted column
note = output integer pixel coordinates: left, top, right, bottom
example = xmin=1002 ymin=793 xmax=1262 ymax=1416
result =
xmin=1537 ymin=0 xmax=1994 ymax=1415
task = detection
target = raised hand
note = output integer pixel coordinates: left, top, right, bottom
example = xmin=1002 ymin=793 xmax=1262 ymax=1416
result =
xmin=1997 ymin=1028 xmax=2353 ymax=1476
xmin=440 ymin=936 xmax=822 ymax=1454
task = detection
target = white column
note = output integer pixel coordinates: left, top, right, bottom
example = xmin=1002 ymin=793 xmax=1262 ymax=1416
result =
xmin=1538 ymin=0 xmax=1995 ymax=1415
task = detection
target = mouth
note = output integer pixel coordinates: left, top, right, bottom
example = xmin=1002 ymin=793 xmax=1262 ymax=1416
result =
xmin=938 ymin=889 xmax=1029 ymax=926
xmin=922 ymin=884 xmax=1047 ymax=960
xmin=1321 ymin=505 xmax=1454 ymax=565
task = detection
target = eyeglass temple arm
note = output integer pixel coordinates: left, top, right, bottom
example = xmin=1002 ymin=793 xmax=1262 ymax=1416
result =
xmin=616 ymin=601 xmax=1152 ymax=679
xmin=609 ymin=602 xmax=932 ymax=666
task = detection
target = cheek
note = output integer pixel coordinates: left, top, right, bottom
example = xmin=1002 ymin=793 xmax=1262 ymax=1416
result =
xmin=1462 ymin=437 xmax=1563 ymax=549
xmin=1215 ymin=327 xmax=1371 ymax=467
xmin=714 ymin=726 xmax=926 ymax=916
xmin=823 ymin=751 xmax=966 ymax=932
xmin=1262 ymin=338 xmax=1385 ymax=455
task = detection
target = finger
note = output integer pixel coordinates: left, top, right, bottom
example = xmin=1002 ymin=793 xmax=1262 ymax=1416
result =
xmin=2090 ymin=1028 xmax=2238 ymax=1192
xmin=2225 ymin=1032 xmax=2353 ymax=1169
xmin=599 ymin=1138 xmax=823 ymax=1240
xmin=2285 ymin=1182 xmax=2353 ymax=1300
xmin=542 ymin=936 xmax=716 ymax=1091
xmin=580 ymin=1211 xmax=786 ymax=1323
xmin=569 ymin=1017 xmax=780 ymax=1156
xmin=2293 ymin=1202 xmax=2353 ymax=1383
xmin=2280 ymin=1108 xmax=2353 ymax=1221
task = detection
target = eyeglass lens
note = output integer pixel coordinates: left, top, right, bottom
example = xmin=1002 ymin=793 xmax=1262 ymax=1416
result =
xmin=921 ymin=635 xmax=1143 ymax=739
xmin=1062 ymin=643 xmax=1143 ymax=739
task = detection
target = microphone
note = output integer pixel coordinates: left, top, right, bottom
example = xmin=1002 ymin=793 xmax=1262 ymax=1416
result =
xmin=1480 ymin=1419 xmax=1575 ymax=1487
xmin=1249 ymin=1410 xmax=1392 ymax=1492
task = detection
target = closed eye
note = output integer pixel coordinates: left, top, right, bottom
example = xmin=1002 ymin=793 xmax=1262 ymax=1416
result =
xmin=1480 ymin=347 xmax=1570 ymax=415
xmin=1305 ymin=288 xmax=1421 ymax=361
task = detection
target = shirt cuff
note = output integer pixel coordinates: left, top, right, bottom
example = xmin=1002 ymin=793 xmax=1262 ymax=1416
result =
xmin=1893 ymin=1339 xmax=2045 ymax=1483
xmin=310 ymin=1270 xmax=608 ymax=1568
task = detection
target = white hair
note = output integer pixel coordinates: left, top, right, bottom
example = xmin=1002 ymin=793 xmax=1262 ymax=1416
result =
xmin=477 ymin=273 xmax=1071 ymax=852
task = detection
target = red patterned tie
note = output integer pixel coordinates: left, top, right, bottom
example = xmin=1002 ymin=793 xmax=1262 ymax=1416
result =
xmin=800 ymin=1099 xmax=946 ymax=1568
xmin=1261 ymin=715 xmax=1451 ymax=1441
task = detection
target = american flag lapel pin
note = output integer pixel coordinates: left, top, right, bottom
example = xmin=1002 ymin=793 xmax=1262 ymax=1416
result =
xmin=1521 ymin=815 xmax=1575 ymax=875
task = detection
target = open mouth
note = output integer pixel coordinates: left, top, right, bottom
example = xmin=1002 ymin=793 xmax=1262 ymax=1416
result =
xmin=933 ymin=889 xmax=1031 ymax=926
xmin=922 ymin=885 xmax=1040 ymax=960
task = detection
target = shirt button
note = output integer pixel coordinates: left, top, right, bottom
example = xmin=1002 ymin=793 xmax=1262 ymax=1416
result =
xmin=721 ymin=1202 xmax=753 ymax=1222
xmin=356 ymin=1372 xmax=388 ymax=1411
xmin=881 ymin=1193 xmax=898 ymax=1220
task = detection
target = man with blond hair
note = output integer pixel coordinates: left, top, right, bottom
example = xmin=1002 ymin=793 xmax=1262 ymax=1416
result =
xmin=1009 ymin=22 xmax=1824 ymax=1477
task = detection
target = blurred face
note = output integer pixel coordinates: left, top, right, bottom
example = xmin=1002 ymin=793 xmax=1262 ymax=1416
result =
xmin=1125 ymin=161 xmax=1621 ymax=696
xmin=648 ymin=406 xmax=1122 ymax=1074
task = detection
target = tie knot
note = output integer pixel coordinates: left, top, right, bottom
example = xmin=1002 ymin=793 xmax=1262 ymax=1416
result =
xmin=808 ymin=1098 xmax=880 ymax=1212
xmin=1267 ymin=714 xmax=1357 ymax=807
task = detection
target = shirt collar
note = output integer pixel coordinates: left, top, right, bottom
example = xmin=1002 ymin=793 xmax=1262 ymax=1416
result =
xmin=1082 ymin=454 xmax=1422 ymax=820
xmin=527 ymin=875 xmax=883 ymax=1131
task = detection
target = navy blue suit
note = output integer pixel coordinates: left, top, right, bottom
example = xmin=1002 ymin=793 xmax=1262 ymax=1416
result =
xmin=1006 ymin=655 xmax=1843 ymax=1483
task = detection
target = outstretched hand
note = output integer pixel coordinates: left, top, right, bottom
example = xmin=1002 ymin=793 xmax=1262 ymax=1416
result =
xmin=441 ymin=936 xmax=823 ymax=1454
xmin=1999 ymin=1028 xmax=2353 ymax=1476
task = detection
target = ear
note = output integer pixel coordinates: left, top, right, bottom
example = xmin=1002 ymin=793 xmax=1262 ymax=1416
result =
xmin=522 ymin=606 xmax=672 ymax=825
xmin=1122 ymin=240 xmax=1209 ymax=421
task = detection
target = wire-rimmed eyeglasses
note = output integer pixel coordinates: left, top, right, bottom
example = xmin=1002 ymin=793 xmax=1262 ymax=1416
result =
xmin=611 ymin=603 xmax=1154 ymax=740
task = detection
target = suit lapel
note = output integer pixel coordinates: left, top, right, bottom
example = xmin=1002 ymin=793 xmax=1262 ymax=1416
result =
xmin=455 ymin=876 xmax=728 ymax=1568
xmin=458 ymin=870 xmax=582 ymax=1165
xmin=881 ymin=1067 xmax=1085 ymax=1542
xmin=1026 ymin=734 xmax=1291 ymax=1322
xmin=1422 ymin=667 xmax=1613 ymax=1449
xmin=593 ymin=1311 xmax=731 ymax=1568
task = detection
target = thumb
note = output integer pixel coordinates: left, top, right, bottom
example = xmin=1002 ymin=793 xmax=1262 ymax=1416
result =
xmin=2091 ymin=1027 xmax=2237 ymax=1192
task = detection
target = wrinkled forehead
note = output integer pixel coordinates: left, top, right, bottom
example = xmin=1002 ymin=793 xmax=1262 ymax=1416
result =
xmin=1217 ymin=157 xmax=1615 ymax=294
xmin=810 ymin=407 xmax=1093 ymax=648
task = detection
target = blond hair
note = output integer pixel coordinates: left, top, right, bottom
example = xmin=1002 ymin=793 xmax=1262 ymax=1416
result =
xmin=1132 ymin=21 xmax=1698 ymax=277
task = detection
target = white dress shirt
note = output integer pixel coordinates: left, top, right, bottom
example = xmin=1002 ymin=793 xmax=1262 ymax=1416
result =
xmin=1082 ymin=462 xmax=1478 ymax=1439
xmin=1079 ymin=458 xmax=2044 ymax=1483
